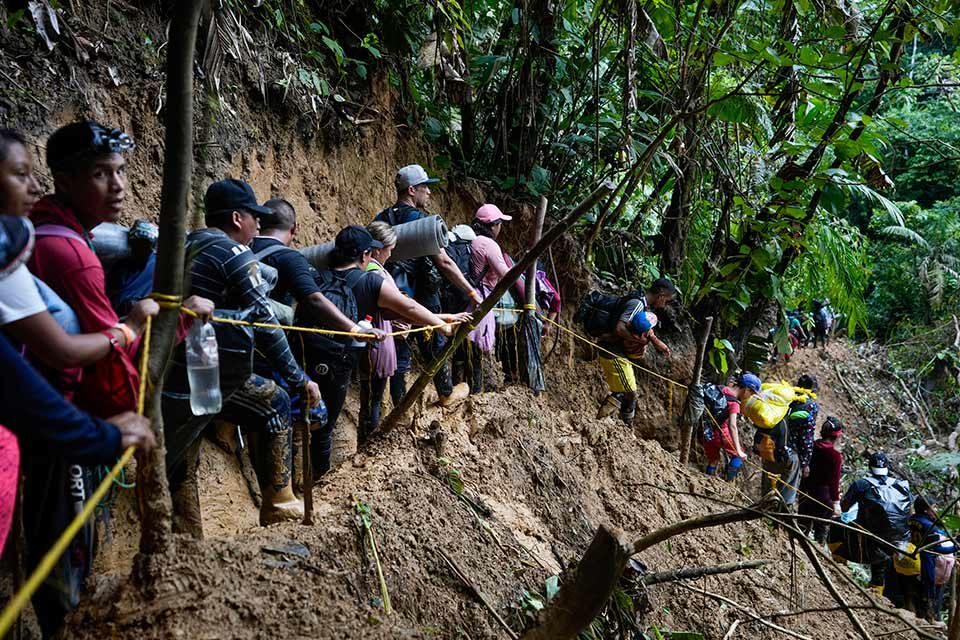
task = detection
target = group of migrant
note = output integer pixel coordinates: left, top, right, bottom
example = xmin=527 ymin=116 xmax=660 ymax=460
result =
xmin=571 ymin=284 xmax=955 ymax=623
xmin=0 ymin=120 xmax=561 ymax=638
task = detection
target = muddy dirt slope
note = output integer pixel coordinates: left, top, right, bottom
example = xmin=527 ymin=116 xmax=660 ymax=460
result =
xmin=69 ymin=346 xmax=930 ymax=639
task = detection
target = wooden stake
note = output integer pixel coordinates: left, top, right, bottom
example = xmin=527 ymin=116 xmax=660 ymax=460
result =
xmin=680 ymin=316 xmax=712 ymax=464
xmin=301 ymin=408 xmax=313 ymax=526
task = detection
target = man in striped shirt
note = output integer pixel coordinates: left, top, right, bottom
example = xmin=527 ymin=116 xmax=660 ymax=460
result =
xmin=171 ymin=179 xmax=320 ymax=528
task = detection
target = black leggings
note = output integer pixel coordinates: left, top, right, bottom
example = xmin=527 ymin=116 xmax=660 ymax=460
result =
xmin=358 ymin=363 xmax=404 ymax=442
xmin=307 ymin=350 xmax=358 ymax=478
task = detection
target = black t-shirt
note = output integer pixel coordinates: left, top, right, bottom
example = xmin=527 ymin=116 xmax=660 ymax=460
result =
xmin=250 ymin=236 xmax=321 ymax=307
xmin=339 ymin=267 xmax=384 ymax=320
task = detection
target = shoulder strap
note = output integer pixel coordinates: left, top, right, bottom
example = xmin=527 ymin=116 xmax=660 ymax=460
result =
xmin=34 ymin=224 xmax=88 ymax=245
xmin=621 ymin=298 xmax=643 ymax=323
xmin=253 ymin=243 xmax=293 ymax=261
xmin=344 ymin=268 xmax=367 ymax=288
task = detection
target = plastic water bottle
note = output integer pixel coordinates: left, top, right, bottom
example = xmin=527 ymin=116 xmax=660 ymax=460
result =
xmin=352 ymin=315 xmax=374 ymax=347
xmin=186 ymin=319 xmax=222 ymax=415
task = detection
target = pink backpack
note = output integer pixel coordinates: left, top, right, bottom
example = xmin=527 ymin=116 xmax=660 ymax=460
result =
xmin=934 ymin=536 xmax=956 ymax=585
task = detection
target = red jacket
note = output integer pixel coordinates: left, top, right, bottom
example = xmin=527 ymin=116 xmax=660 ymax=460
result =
xmin=801 ymin=439 xmax=843 ymax=504
xmin=28 ymin=197 xmax=140 ymax=413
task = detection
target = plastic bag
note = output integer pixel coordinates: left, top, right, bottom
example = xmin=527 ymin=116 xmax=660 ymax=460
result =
xmin=743 ymin=382 xmax=794 ymax=428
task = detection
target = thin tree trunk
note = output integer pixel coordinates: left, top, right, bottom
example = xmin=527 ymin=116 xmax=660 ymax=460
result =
xmin=680 ymin=315 xmax=712 ymax=463
xmin=136 ymin=0 xmax=204 ymax=561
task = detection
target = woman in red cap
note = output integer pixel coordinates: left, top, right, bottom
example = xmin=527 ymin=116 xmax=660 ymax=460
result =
xmin=799 ymin=416 xmax=845 ymax=543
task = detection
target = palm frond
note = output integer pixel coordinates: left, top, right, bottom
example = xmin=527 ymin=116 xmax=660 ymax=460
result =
xmin=880 ymin=225 xmax=930 ymax=249
xmin=844 ymin=182 xmax=905 ymax=225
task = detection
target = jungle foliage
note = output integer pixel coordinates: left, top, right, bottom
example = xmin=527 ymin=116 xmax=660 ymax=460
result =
xmin=194 ymin=0 xmax=958 ymax=354
xmin=15 ymin=0 xmax=957 ymax=399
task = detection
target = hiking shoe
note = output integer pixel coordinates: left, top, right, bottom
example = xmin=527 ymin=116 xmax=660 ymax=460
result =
xmin=438 ymin=382 xmax=470 ymax=408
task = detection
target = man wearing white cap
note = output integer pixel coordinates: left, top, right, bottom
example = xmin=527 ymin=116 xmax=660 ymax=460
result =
xmin=373 ymin=164 xmax=478 ymax=405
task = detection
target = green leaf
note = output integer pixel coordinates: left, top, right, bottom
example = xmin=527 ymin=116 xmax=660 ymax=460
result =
xmin=713 ymin=52 xmax=736 ymax=66
xmin=942 ymin=514 xmax=960 ymax=532
xmin=322 ymin=36 xmax=345 ymax=66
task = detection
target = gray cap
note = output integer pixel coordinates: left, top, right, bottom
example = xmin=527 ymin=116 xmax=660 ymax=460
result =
xmin=395 ymin=164 xmax=441 ymax=191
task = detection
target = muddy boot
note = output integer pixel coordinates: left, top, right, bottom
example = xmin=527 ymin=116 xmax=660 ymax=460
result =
xmin=438 ymin=382 xmax=470 ymax=408
xmin=259 ymin=421 xmax=301 ymax=525
xmin=260 ymin=483 xmax=304 ymax=526
xmin=172 ymin=442 xmax=203 ymax=539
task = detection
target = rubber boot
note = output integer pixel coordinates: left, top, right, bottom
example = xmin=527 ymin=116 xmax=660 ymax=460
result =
xmin=438 ymin=382 xmax=470 ymax=408
xmin=259 ymin=423 xmax=302 ymax=525
xmin=260 ymin=482 xmax=304 ymax=526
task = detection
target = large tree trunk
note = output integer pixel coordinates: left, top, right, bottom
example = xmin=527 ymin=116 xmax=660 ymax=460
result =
xmin=135 ymin=0 xmax=204 ymax=564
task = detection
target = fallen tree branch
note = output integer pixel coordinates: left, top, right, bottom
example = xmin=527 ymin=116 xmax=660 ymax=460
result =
xmin=793 ymin=534 xmax=873 ymax=640
xmin=641 ymin=559 xmax=767 ymax=585
xmin=438 ymin=549 xmax=519 ymax=640
xmin=520 ymin=496 xmax=779 ymax=640
xmin=633 ymin=494 xmax=779 ymax=555
xmin=674 ymin=582 xmax=813 ymax=640
xmin=766 ymin=605 xmax=876 ymax=619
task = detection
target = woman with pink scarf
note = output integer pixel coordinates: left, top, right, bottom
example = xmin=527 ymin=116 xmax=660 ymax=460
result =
xmin=466 ymin=204 xmax=524 ymax=390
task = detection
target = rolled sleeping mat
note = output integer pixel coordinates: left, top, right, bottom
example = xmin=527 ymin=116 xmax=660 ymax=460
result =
xmin=300 ymin=214 xmax=450 ymax=269
xmin=388 ymin=214 xmax=450 ymax=261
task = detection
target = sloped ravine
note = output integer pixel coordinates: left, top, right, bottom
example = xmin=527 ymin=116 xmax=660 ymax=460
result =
xmin=69 ymin=366 xmax=927 ymax=639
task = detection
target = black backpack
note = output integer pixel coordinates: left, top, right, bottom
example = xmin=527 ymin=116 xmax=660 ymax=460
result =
xmin=860 ymin=476 xmax=913 ymax=542
xmin=295 ymin=268 xmax=366 ymax=357
xmin=573 ymin=290 xmax=643 ymax=337
xmin=703 ymin=384 xmax=731 ymax=424
xmin=439 ymin=238 xmax=489 ymax=312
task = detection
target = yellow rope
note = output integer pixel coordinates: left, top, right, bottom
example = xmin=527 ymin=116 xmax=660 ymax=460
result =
xmin=162 ymin=300 xmax=460 ymax=339
xmin=0 ymin=316 xmax=153 ymax=636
